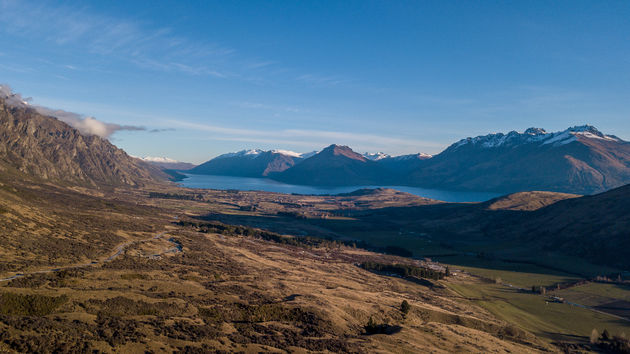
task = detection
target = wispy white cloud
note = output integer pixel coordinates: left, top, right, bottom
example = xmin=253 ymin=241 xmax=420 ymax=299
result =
xmin=0 ymin=84 xmax=144 ymax=139
xmin=0 ymin=1 xmax=232 ymax=78
xmin=165 ymin=120 xmax=262 ymax=136
xmin=296 ymin=74 xmax=347 ymax=86
xmin=245 ymin=61 xmax=277 ymax=69
xmin=165 ymin=119 xmax=442 ymax=154
xmin=515 ymin=86 xmax=586 ymax=108
xmin=0 ymin=2 xmax=346 ymax=87
xmin=232 ymin=101 xmax=302 ymax=113
xmin=413 ymin=94 xmax=477 ymax=106
xmin=0 ymin=64 xmax=30 ymax=73
xmin=205 ymin=136 xmax=319 ymax=148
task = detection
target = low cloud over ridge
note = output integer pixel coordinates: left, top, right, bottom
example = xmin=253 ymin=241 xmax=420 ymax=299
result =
xmin=0 ymin=84 xmax=144 ymax=139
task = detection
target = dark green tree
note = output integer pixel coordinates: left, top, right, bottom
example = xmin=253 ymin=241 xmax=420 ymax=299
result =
xmin=400 ymin=300 xmax=411 ymax=316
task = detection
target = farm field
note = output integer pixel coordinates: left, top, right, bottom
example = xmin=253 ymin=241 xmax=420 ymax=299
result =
xmin=446 ymin=277 xmax=630 ymax=344
xmin=552 ymin=282 xmax=630 ymax=320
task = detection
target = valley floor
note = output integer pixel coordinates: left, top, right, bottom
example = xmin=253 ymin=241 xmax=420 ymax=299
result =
xmin=0 ymin=181 xmax=628 ymax=352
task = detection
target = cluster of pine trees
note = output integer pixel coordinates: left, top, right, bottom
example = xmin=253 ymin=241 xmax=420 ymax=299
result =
xmin=359 ymin=261 xmax=445 ymax=280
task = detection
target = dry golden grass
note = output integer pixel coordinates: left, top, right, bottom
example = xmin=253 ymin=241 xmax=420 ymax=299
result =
xmin=485 ymin=191 xmax=580 ymax=211
xmin=1 ymin=223 xmax=555 ymax=352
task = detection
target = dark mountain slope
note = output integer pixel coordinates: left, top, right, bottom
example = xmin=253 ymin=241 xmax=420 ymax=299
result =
xmin=190 ymin=149 xmax=301 ymax=177
xmin=377 ymin=153 xmax=432 ymax=180
xmin=496 ymin=183 xmax=630 ymax=268
xmin=271 ymin=144 xmax=385 ymax=186
xmin=342 ymin=184 xmax=630 ymax=269
xmin=0 ymin=97 xmax=166 ymax=187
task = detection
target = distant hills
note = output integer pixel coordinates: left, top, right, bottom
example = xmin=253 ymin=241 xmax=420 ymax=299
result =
xmin=190 ymin=149 xmax=312 ymax=177
xmin=0 ymin=95 xmax=167 ymax=187
xmin=335 ymin=184 xmax=630 ymax=269
xmin=496 ymin=183 xmax=630 ymax=268
xmin=190 ymin=125 xmax=630 ymax=195
xmin=138 ymin=156 xmax=196 ymax=171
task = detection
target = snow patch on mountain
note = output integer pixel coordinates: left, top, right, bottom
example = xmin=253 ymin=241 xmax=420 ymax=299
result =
xmin=299 ymin=151 xmax=318 ymax=159
xmin=574 ymin=131 xmax=619 ymax=141
xmin=454 ymin=125 xmax=621 ymax=149
xmin=363 ymin=152 xmax=391 ymax=161
xmin=215 ymin=149 xmax=319 ymax=160
xmin=541 ymin=131 xmax=575 ymax=146
xmin=215 ymin=149 xmax=264 ymax=159
xmin=141 ymin=156 xmax=180 ymax=163
xmin=271 ymin=149 xmax=302 ymax=158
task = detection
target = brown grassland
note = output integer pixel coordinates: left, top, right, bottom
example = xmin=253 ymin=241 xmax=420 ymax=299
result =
xmin=0 ymin=176 xmax=628 ymax=353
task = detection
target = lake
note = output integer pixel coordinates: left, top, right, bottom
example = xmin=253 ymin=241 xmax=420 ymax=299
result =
xmin=179 ymin=173 xmax=501 ymax=202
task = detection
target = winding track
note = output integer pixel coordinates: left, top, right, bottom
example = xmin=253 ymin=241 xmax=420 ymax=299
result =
xmin=0 ymin=231 xmax=179 ymax=283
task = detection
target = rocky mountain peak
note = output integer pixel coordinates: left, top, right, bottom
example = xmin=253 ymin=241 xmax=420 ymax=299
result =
xmin=524 ymin=127 xmax=547 ymax=135
xmin=0 ymin=96 xmax=166 ymax=187
xmin=321 ymin=144 xmax=366 ymax=161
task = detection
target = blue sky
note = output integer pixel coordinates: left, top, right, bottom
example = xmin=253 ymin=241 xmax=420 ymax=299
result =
xmin=1 ymin=1 xmax=629 ymax=163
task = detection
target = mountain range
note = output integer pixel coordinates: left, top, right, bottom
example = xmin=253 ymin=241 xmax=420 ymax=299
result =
xmin=1 ymin=89 xmax=630 ymax=270
xmin=188 ymin=125 xmax=630 ymax=195
xmin=409 ymin=125 xmax=630 ymax=194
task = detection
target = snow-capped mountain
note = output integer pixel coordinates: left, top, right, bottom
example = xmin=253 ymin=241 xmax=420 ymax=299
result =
xmin=451 ymin=125 xmax=619 ymax=150
xmin=189 ymin=126 xmax=630 ymax=194
xmin=363 ymin=152 xmax=391 ymax=161
xmin=191 ymin=149 xmax=309 ymax=177
xmin=411 ymin=125 xmax=630 ymax=194
xmin=214 ymin=149 xmax=316 ymax=160
xmin=214 ymin=149 xmax=265 ymax=159
xmin=390 ymin=152 xmax=433 ymax=160
xmin=138 ymin=156 xmax=196 ymax=170
xmin=363 ymin=152 xmax=432 ymax=161
xmin=272 ymin=144 xmax=387 ymax=186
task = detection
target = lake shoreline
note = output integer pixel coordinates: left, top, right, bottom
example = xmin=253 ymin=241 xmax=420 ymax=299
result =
xmin=177 ymin=173 xmax=501 ymax=203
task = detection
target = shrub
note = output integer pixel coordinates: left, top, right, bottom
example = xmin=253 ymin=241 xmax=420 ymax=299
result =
xmin=400 ymin=300 xmax=411 ymax=316
xmin=0 ymin=292 xmax=68 ymax=316
xmin=199 ymin=303 xmax=317 ymax=324
xmin=363 ymin=317 xmax=402 ymax=335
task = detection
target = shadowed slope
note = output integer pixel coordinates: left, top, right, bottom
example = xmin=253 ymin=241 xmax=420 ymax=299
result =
xmin=484 ymin=191 xmax=580 ymax=211
xmin=272 ymin=144 xmax=386 ymax=185
xmin=191 ymin=150 xmax=301 ymax=177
